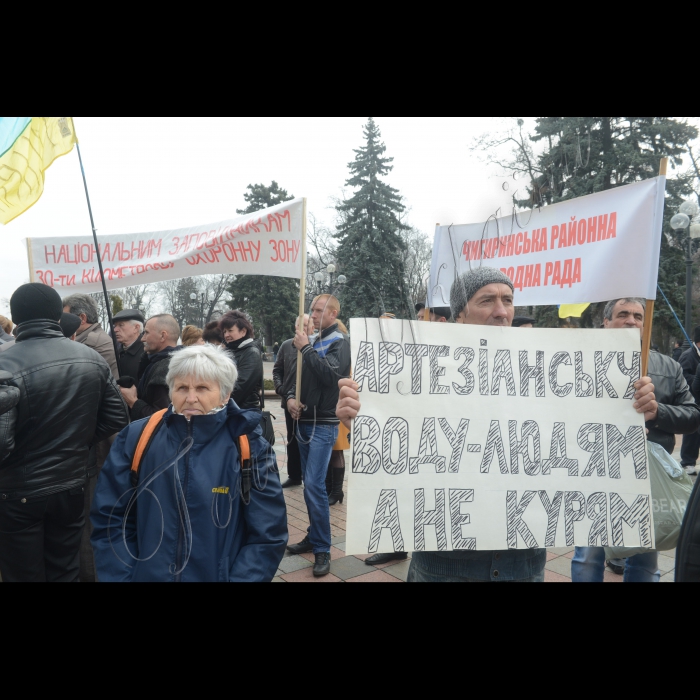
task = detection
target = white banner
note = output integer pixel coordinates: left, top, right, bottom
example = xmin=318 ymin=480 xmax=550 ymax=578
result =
xmin=428 ymin=178 xmax=666 ymax=308
xmin=346 ymin=319 xmax=655 ymax=555
xmin=25 ymin=198 xmax=305 ymax=294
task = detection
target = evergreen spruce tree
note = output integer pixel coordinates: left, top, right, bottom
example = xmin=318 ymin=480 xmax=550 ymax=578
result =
xmin=514 ymin=117 xmax=698 ymax=346
xmin=227 ymin=182 xmax=299 ymax=346
xmin=335 ymin=118 xmax=410 ymax=319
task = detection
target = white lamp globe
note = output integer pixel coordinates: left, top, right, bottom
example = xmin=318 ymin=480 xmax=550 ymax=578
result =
xmin=671 ymin=213 xmax=691 ymax=231
xmin=679 ymin=200 xmax=700 ymax=218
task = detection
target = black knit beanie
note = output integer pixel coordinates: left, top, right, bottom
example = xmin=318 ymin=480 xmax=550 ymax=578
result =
xmin=10 ymin=284 xmax=63 ymax=325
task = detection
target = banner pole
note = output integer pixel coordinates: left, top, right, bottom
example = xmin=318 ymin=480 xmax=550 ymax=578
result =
xmin=26 ymin=238 xmax=36 ymax=283
xmin=641 ymin=158 xmax=669 ymax=377
xmin=75 ymin=142 xmax=121 ymax=377
xmin=295 ymin=198 xmax=308 ymax=404
xmin=425 ymin=224 xmax=441 ymax=323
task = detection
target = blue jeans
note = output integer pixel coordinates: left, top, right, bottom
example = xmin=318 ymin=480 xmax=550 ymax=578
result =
xmin=572 ymin=547 xmax=660 ymax=583
xmin=297 ymin=423 xmax=338 ymax=554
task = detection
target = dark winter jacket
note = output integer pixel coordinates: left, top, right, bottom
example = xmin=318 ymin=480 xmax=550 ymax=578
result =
xmin=679 ymin=346 xmax=700 ymax=398
xmin=227 ymin=338 xmax=262 ymax=411
xmin=118 ymin=338 xmax=145 ymax=382
xmin=677 ymin=481 xmax=700 ymax=581
xmin=672 ymin=347 xmax=685 ymax=364
xmin=131 ymin=346 xmax=181 ymax=422
xmin=273 ymin=339 xmax=297 ymax=410
xmin=0 ymin=320 xmax=129 ymax=500
xmin=91 ymin=402 xmax=288 ymax=582
xmin=0 ymin=377 xmax=20 ymax=461
xmin=76 ymin=323 xmax=120 ymax=379
xmin=646 ymin=351 xmax=700 ymax=455
xmin=287 ymin=324 xmax=351 ymax=425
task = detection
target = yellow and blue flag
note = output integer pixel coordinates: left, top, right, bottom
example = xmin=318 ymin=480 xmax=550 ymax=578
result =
xmin=559 ymin=304 xmax=591 ymax=319
xmin=0 ymin=117 xmax=77 ymax=225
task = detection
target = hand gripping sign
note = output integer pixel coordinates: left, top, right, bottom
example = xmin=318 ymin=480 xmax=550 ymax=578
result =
xmin=25 ymin=199 xmax=306 ymax=294
xmin=345 ymin=319 xmax=655 ymax=556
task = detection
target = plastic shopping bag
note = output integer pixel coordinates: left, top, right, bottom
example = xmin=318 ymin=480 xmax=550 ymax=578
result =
xmin=605 ymin=441 xmax=694 ymax=560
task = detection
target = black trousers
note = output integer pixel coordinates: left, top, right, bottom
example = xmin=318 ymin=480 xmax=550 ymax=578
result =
xmin=681 ymin=431 xmax=700 ymax=467
xmin=0 ymin=487 xmax=85 ymax=583
xmin=285 ymin=408 xmax=302 ymax=482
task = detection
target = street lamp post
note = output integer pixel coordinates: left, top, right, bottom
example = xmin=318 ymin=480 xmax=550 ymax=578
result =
xmin=314 ymin=264 xmax=340 ymax=297
xmin=189 ymin=292 xmax=207 ymax=328
xmin=671 ymin=200 xmax=700 ymax=337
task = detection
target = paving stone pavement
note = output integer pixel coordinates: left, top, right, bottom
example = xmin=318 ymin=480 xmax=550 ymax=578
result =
xmin=270 ymin=409 xmax=689 ymax=584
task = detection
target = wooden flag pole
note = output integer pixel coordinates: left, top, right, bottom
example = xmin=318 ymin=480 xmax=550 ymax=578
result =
xmin=641 ymin=158 xmax=669 ymax=377
xmin=26 ymin=238 xmax=36 ymax=283
xmin=425 ymin=224 xmax=441 ymax=322
xmin=295 ymin=198 xmax=308 ymax=404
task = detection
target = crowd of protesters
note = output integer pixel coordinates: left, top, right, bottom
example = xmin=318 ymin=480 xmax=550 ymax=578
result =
xmin=2 ymin=271 xmax=700 ymax=583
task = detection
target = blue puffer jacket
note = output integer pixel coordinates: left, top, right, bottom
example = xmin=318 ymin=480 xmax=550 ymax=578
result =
xmin=91 ymin=402 xmax=288 ymax=582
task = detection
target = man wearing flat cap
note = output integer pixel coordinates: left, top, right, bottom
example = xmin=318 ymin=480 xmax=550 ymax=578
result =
xmin=113 ymin=309 xmax=145 ymax=381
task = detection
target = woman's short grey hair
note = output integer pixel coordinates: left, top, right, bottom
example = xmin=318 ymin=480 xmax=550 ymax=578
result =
xmin=603 ymin=298 xmax=647 ymax=321
xmin=62 ymin=294 xmax=100 ymax=324
xmin=166 ymin=344 xmax=238 ymax=403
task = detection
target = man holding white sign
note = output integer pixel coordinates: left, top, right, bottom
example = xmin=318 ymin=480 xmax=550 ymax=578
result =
xmin=339 ymin=268 xmax=666 ymax=582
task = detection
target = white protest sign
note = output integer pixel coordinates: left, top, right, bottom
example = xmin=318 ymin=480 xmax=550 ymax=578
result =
xmin=346 ymin=319 xmax=655 ymax=555
xmin=429 ymin=177 xmax=666 ymax=308
xmin=25 ymin=199 xmax=305 ymax=294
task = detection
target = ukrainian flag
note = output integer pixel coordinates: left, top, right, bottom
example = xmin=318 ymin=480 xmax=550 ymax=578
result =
xmin=0 ymin=117 xmax=77 ymax=225
xmin=559 ymin=304 xmax=591 ymax=319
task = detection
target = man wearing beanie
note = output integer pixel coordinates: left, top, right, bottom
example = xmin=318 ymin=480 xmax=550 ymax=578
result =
xmin=336 ymin=267 xmax=547 ymax=583
xmin=0 ymin=284 xmax=129 ymax=583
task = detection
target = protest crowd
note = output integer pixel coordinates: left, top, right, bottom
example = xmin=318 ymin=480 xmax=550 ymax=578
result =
xmin=1 ymin=266 xmax=700 ymax=583
xmin=3 ymin=116 xmax=700 ymax=584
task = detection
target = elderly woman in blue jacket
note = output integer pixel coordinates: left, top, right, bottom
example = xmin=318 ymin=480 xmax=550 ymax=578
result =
xmin=91 ymin=344 xmax=287 ymax=582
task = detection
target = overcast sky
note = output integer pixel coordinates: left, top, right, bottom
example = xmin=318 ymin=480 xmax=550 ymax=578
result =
xmin=1 ymin=116 xmax=693 ymax=316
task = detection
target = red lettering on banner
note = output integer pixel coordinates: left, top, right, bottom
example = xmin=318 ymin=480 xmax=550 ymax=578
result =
xmin=551 ymin=262 xmax=562 ymax=287
xmin=561 ymin=260 xmax=574 ymax=288
xmin=587 ymin=217 xmax=597 ymax=244
xmin=577 ymin=220 xmax=587 ymax=246
xmin=532 ymin=263 xmax=542 ymax=287
xmin=597 ymin=215 xmax=608 ymax=242
xmin=573 ymin=258 xmax=582 ymax=285
xmin=524 ymin=265 xmax=534 ymax=288
xmin=545 ymin=262 xmax=554 ymax=286
xmin=514 ymin=267 xmax=525 ymax=291
xmin=515 ymin=233 xmax=524 ymax=256
xmin=551 ymin=226 xmax=560 ymax=249
xmin=608 ymin=213 xmax=617 ymax=239
xmin=540 ymin=228 xmax=548 ymax=251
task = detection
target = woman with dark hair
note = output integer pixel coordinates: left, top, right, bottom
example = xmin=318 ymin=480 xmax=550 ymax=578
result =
xmin=202 ymin=321 xmax=224 ymax=346
xmin=220 ymin=311 xmax=262 ymax=411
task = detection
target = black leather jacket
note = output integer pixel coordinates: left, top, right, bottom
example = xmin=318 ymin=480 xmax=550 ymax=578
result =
xmin=0 ymin=320 xmax=130 ymax=500
xmin=227 ymin=338 xmax=262 ymax=411
xmin=647 ymin=351 xmax=700 ymax=455
xmin=272 ymin=339 xmax=296 ymax=410
xmin=287 ymin=325 xmax=351 ymax=425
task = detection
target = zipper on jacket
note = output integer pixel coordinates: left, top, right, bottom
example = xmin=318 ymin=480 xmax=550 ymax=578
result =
xmin=174 ymin=420 xmax=193 ymax=582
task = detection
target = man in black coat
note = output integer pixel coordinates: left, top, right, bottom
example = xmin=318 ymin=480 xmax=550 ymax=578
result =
xmin=113 ymin=308 xmax=145 ymax=382
xmin=118 ymin=315 xmax=181 ymax=421
xmin=679 ymin=327 xmax=700 ymax=475
xmin=0 ymin=284 xmax=129 ymax=582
